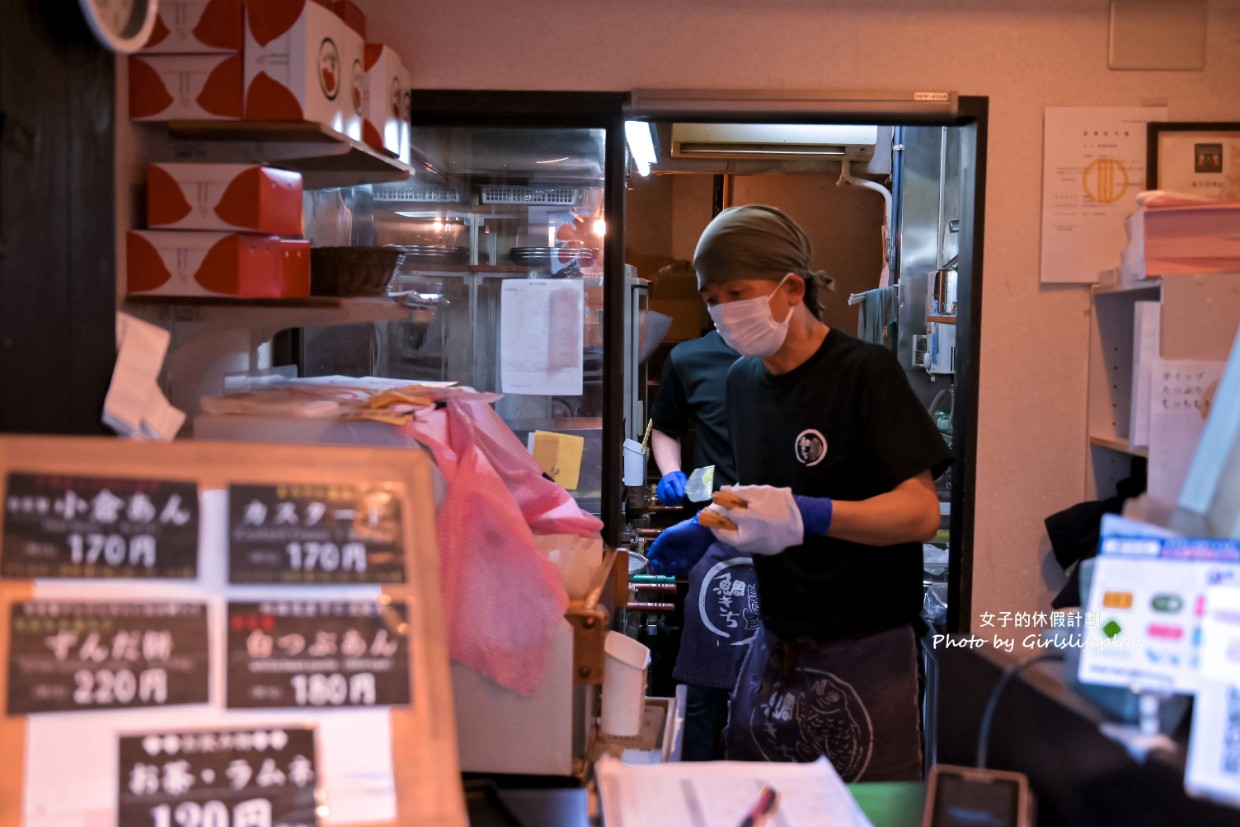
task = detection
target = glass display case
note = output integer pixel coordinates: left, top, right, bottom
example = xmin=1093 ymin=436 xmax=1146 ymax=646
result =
xmin=300 ymin=93 xmax=628 ymax=534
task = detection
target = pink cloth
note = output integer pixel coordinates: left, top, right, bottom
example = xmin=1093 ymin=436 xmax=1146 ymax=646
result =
xmin=402 ymin=392 xmax=602 ymax=695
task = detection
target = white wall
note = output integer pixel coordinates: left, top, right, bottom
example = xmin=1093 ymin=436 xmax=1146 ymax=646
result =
xmin=359 ymin=0 xmax=1240 ymax=626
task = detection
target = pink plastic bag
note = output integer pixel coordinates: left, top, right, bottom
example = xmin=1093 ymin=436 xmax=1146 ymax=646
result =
xmin=402 ymin=392 xmax=600 ymax=695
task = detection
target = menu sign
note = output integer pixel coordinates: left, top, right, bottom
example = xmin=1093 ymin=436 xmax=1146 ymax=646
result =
xmin=118 ymin=726 xmax=320 ymax=827
xmin=7 ymin=601 xmax=210 ymax=714
xmin=226 ymin=600 xmax=411 ymax=709
xmin=2 ymin=472 xmax=198 ymax=579
xmin=228 ymin=483 xmax=406 ymax=584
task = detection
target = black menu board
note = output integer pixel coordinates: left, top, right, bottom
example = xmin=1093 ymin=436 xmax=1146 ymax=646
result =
xmin=2 ymin=472 xmax=198 ymax=579
xmin=117 ymin=725 xmax=319 ymax=827
xmin=6 ymin=601 xmax=210 ymax=714
xmin=228 ymin=483 xmax=406 ymax=584
xmin=226 ymin=600 xmax=411 ymax=709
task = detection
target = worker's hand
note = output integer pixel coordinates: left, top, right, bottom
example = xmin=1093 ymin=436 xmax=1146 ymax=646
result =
xmin=646 ymin=515 xmax=713 ymax=575
xmin=655 ymin=470 xmax=688 ymax=505
xmin=706 ymin=484 xmax=804 ymax=555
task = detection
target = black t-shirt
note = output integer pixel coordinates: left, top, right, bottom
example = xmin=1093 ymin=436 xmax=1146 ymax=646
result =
xmin=650 ymin=330 xmax=740 ymax=487
xmin=726 ymin=327 xmax=951 ymax=640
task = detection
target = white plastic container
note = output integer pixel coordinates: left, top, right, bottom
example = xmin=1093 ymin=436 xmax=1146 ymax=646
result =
xmin=601 ymin=631 xmax=650 ymax=737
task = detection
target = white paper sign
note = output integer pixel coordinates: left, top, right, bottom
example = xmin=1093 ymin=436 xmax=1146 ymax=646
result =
xmin=1148 ymin=359 xmax=1225 ymax=501
xmin=1040 ymin=106 xmax=1167 ymax=283
xmin=500 ymin=278 xmax=584 ymax=396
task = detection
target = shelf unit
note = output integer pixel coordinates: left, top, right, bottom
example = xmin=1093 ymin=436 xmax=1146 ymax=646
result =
xmin=129 ymin=121 xmax=419 ymax=426
xmin=1085 ymin=274 xmax=1240 ymax=500
xmin=165 ymin=120 xmax=416 ymax=189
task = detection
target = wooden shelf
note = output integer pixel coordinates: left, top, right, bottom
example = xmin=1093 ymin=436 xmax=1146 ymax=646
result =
xmin=124 ymin=294 xmax=425 ymax=338
xmin=1091 ymin=278 xmax=1161 ymax=296
xmin=1089 ymin=434 xmax=1148 ymax=458
xmin=165 ymin=120 xmax=415 ymax=189
xmin=927 ymin=314 xmax=957 ymax=324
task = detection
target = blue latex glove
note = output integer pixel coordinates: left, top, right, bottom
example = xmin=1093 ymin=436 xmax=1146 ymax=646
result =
xmin=646 ymin=515 xmax=714 ymax=576
xmin=794 ymin=494 xmax=834 ymax=536
xmin=655 ymin=470 xmax=689 ymax=505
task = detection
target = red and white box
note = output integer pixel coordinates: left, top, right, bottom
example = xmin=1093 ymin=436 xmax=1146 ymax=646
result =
xmin=333 ymin=1 xmax=368 ymax=141
xmin=362 ymin=43 xmax=411 ymax=163
xmin=243 ymin=0 xmax=363 ymax=139
xmin=140 ymin=0 xmax=244 ymax=53
xmin=147 ymin=163 xmax=304 ymax=236
xmin=129 ymin=54 xmax=243 ymax=121
xmin=128 ymin=230 xmax=310 ymax=298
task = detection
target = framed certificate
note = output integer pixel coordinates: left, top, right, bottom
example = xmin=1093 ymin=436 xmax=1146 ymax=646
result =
xmin=1147 ymin=121 xmax=1240 ymax=199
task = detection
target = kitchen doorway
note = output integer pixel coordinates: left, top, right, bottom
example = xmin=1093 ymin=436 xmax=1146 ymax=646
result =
xmin=622 ymin=92 xmax=987 ymax=636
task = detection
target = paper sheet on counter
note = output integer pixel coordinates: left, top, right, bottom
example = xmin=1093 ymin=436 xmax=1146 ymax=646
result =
xmin=500 ymin=279 xmax=583 ymax=396
xmin=103 ymin=312 xmax=186 ymax=440
xmin=1040 ymin=106 xmax=1166 ymax=283
xmin=596 ymin=754 xmax=873 ymax=827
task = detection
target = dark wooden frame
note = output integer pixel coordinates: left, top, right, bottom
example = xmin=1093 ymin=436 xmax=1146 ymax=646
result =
xmin=1146 ymin=121 xmax=1240 ymax=193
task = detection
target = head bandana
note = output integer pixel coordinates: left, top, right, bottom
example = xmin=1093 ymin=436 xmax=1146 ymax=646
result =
xmin=693 ymin=204 xmax=832 ymax=291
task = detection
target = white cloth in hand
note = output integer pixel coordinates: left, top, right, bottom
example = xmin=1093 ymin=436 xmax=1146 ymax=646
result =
xmin=706 ymin=484 xmax=804 ymax=555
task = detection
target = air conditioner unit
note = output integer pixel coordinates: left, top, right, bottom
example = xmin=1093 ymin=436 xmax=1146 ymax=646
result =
xmin=670 ymin=123 xmax=878 ymax=162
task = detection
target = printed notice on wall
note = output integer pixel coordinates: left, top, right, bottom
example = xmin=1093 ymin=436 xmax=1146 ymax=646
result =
xmin=2 ymin=473 xmax=199 ymax=579
xmin=1040 ymin=106 xmax=1167 ymax=283
xmin=499 ymin=278 xmax=584 ymax=396
xmin=117 ymin=726 xmax=320 ymax=827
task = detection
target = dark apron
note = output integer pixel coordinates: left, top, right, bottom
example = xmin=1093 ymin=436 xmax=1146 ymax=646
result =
xmin=724 ymin=623 xmax=923 ymax=782
xmin=672 ymin=542 xmax=761 ymax=689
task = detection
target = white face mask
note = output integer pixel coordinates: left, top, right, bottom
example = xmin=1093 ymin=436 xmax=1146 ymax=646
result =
xmin=708 ymin=276 xmax=793 ymax=358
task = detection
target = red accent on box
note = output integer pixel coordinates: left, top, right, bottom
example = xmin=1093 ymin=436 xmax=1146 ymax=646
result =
xmin=332 ymin=0 xmax=366 ymax=38
xmin=146 ymin=165 xmax=194 ymax=226
xmin=127 ymin=233 xmax=173 ymax=292
xmin=244 ymin=72 xmax=306 ymax=121
xmin=193 ymin=0 xmax=244 ymax=50
xmin=128 ymin=58 xmax=175 ymax=119
xmin=146 ymin=13 xmax=172 ymax=48
xmin=247 ymin=0 xmax=307 ymax=47
xmin=215 ymin=167 xmax=304 ymax=236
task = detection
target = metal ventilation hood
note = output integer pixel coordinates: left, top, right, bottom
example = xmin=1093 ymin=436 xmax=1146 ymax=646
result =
xmin=669 ymin=123 xmax=878 ymax=161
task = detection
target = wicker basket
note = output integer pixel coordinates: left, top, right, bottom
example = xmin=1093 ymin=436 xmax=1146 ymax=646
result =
xmin=310 ymin=246 xmax=404 ymax=297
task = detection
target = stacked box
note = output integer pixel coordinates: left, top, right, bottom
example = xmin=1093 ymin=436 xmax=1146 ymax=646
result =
xmin=131 ymin=163 xmax=309 ymax=298
xmin=130 ymin=0 xmax=244 ymax=120
xmin=147 ymin=163 xmax=304 ymax=236
xmin=141 ymin=0 xmax=244 ymax=53
xmin=362 ymin=42 xmax=411 ymax=164
xmin=128 ymin=230 xmax=310 ymax=298
xmin=243 ymin=0 xmax=364 ymax=139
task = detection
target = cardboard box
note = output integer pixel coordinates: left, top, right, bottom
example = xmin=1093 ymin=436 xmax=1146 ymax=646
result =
xmin=141 ymin=0 xmax=243 ymax=53
xmin=243 ymin=0 xmax=364 ymax=139
xmin=129 ymin=54 xmax=243 ymax=121
xmin=128 ymin=230 xmax=310 ymax=298
xmin=361 ymin=43 xmax=411 ymax=162
xmin=147 ymin=163 xmax=304 ymax=236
